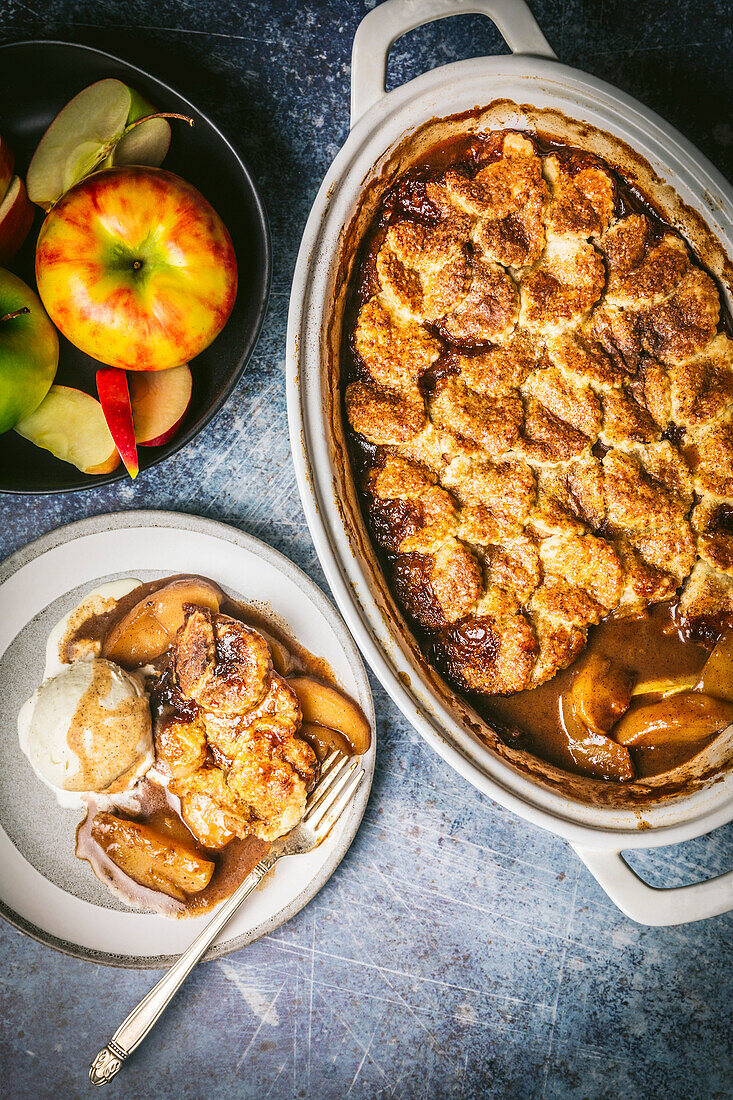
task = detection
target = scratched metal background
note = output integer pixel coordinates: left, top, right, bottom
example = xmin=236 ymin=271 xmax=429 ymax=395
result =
xmin=1 ymin=2 xmax=732 ymax=1097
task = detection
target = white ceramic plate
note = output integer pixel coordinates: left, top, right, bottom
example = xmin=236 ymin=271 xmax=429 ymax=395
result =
xmin=0 ymin=511 xmax=375 ymax=967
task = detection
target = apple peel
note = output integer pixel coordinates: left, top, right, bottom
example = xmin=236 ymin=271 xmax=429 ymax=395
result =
xmin=0 ymin=135 xmax=14 ymax=206
xmin=97 ymin=367 xmax=139 ymax=478
xmin=0 ymin=176 xmax=34 ymax=265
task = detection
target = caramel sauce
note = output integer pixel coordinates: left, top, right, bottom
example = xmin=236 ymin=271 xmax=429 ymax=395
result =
xmin=484 ymin=602 xmax=710 ymax=780
xmin=72 ymin=576 xmax=354 ymax=917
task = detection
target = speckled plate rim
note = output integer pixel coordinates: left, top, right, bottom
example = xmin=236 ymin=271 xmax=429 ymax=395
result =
xmin=0 ymin=510 xmax=375 ymax=967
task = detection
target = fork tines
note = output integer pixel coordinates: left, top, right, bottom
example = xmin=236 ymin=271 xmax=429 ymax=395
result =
xmin=305 ymin=751 xmax=363 ymax=833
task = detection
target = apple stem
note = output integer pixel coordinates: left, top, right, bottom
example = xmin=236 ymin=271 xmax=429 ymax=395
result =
xmin=122 ymin=112 xmax=194 ymax=136
xmin=0 ymin=307 xmax=30 ymax=324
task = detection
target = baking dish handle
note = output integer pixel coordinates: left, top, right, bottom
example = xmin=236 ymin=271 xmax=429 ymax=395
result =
xmin=351 ymin=0 xmax=556 ymax=127
xmin=571 ymin=844 xmax=733 ymax=925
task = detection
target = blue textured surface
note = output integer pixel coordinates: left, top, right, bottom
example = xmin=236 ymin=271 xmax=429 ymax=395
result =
xmin=1 ymin=2 xmax=732 ymax=1097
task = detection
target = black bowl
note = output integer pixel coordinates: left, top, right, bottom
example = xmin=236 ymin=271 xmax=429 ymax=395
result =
xmin=0 ymin=40 xmax=271 ymax=494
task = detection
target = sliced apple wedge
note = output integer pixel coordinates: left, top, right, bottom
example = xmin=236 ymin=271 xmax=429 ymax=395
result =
xmin=91 ymin=812 xmax=214 ymax=900
xmin=27 ymin=79 xmax=182 ymax=211
xmin=103 ymin=577 xmax=223 ymax=666
xmin=299 ymin=721 xmax=353 ymax=762
xmin=130 ymin=363 xmax=192 ymax=446
xmin=97 ymin=367 xmax=138 ymax=478
xmin=0 ymin=176 xmax=34 ymax=264
xmin=560 ymin=696 xmax=634 ymax=781
xmin=27 ymin=79 xmax=131 ymax=209
xmin=698 ymin=631 xmax=733 ymax=702
xmin=0 ymin=135 xmax=14 ymax=205
xmin=288 ymin=676 xmax=371 ymax=754
xmin=15 ymin=384 xmax=120 ymax=474
xmin=612 ymin=694 xmax=733 ymax=747
xmin=112 ymin=87 xmax=171 ymax=168
xmin=631 ymin=674 xmax=699 ymax=699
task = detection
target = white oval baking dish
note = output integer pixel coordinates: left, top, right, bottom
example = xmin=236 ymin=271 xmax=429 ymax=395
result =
xmin=287 ymin=0 xmax=733 ymax=924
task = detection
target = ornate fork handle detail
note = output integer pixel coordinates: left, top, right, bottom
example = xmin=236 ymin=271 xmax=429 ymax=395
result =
xmin=89 ymin=849 xmax=280 ymax=1086
xmin=89 ymin=1041 xmax=127 ymax=1084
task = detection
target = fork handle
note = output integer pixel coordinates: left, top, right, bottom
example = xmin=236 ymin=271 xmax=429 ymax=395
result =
xmin=89 ymin=849 xmax=281 ymax=1086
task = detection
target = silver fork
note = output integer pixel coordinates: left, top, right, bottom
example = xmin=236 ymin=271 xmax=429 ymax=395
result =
xmin=89 ymin=751 xmax=364 ymax=1086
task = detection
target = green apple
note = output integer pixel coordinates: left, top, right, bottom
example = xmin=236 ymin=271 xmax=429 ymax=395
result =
xmin=0 ymin=269 xmax=58 ymax=433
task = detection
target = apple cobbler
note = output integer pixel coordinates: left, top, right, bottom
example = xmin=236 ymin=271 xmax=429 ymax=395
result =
xmin=159 ymin=607 xmax=317 ymax=845
xmin=343 ymin=128 xmax=733 ymax=783
xmin=20 ymin=576 xmax=370 ymax=916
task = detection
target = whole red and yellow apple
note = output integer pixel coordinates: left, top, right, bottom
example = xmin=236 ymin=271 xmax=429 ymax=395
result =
xmin=35 ymin=165 xmax=237 ymax=371
xmin=0 ymin=269 xmax=58 ymax=434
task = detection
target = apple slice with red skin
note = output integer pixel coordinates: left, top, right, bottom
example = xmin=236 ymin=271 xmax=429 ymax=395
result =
xmin=0 ymin=136 xmax=14 ymax=206
xmin=130 ymin=364 xmax=192 ymax=446
xmin=15 ymin=384 xmax=121 ymax=474
xmin=96 ymin=367 xmax=138 ymax=478
xmin=0 ymin=177 xmax=34 ymax=264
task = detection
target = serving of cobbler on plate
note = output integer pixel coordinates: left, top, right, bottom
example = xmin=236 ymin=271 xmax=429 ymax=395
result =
xmin=18 ymin=575 xmax=370 ymax=917
xmin=342 ymin=128 xmax=733 ymax=786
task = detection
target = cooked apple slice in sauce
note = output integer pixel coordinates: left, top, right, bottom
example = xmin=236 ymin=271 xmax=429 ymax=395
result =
xmin=299 ymin=721 xmax=353 ymax=762
xmin=560 ymin=695 xmax=634 ymax=781
xmin=631 ymin=674 xmax=700 ymax=699
xmin=15 ymin=384 xmax=121 ymax=474
xmin=697 ymin=630 xmax=733 ymax=702
xmin=91 ymin=812 xmax=214 ymax=900
xmin=568 ymin=653 xmax=634 ymax=735
xmin=288 ymin=676 xmax=371 ymax=754
xmin=556 ymin=653 xmax=635 ymax=780
xmin=612 ymin=694 xmax=733 ymax=748
xmin=179 ymin=791 xmax=242 ymax=850
xmin=180 ymin=793 xmax=235 ymax=849
xmin=257 ymin=630 xmax=293 ymax=677
xmin=130 ymin=364 xmax=192 ymax=447
xmin=103 ymin=578 xmax=223 ymax=666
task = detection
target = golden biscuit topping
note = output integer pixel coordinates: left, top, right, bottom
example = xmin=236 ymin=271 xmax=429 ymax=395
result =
xmin=345 ymin=129 xmax=732 ymax=694
xmin=164 ymin=610 xmax=317 ymax=843
xmin=543 ymin=155 xmax=616 ymax=239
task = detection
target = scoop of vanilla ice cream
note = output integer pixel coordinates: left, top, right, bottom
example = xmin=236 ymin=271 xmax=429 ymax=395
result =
xmin=18 ymin=658 xmax=154 ymax=808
